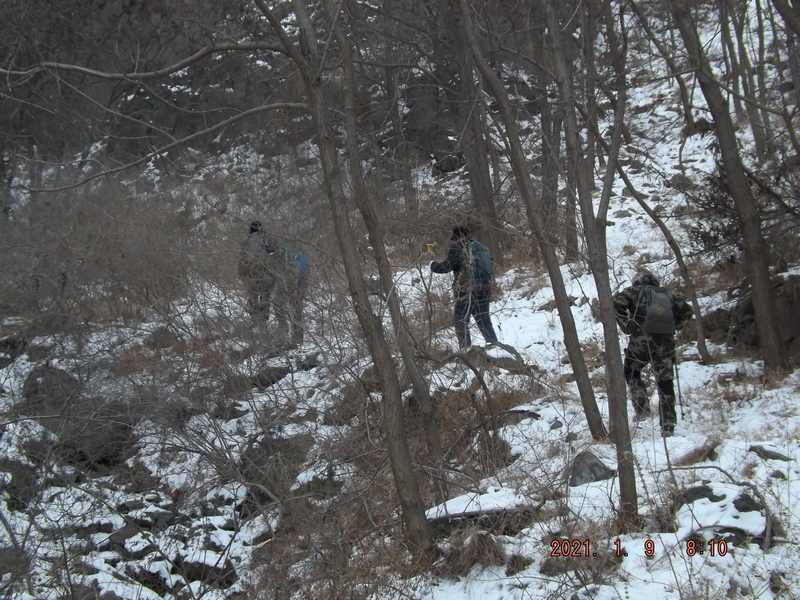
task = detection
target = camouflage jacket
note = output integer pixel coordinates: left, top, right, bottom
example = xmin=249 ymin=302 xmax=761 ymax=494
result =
xmin=613 ymin=284 xmax=693 ymax=337
xmin=238 ymin=231 xmax=278 ymax=280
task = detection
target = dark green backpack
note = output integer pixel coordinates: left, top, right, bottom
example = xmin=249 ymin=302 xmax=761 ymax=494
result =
xmin=468 ymin=240 xmax=493 ymax=283
xmin=637 ymin=285 xmax=675 ymax=335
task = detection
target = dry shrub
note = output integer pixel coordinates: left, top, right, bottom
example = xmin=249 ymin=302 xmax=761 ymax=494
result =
xmin=0 ymin=183 xmax=191 ymax=325
xmin=437 ymin=528 xmax=506 ymax=578
xmin=505 ymin=553 xmax=534 ymax=577
xmin=112 ymin=344 xmax=157 ymax=376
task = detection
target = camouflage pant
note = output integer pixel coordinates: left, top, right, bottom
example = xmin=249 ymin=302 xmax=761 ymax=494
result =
xmin=244 ymin=271 xmax=308 ymax=346
xmin=243 ymin=275 xmax=277 ymax=322
xmin=623 ymin=334 xmax=676 ymax=431
xmin=272 ymin=270 xmax=309 ymax=346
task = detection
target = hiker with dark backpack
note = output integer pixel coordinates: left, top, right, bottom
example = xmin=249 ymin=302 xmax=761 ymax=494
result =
xmin=430 ymin=225 xmax=498 ymax=350
xmin=613 ymin=270 xmax=693 ymax=436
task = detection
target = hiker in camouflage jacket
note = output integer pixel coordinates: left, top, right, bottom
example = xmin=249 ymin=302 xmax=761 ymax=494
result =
xmin=613 ymin=270 xmax=693 ymax=436
xmin=431 ymin=225 xmax=498 ymax=350
xmin=239 ymin=221 xmax=309 ymax=347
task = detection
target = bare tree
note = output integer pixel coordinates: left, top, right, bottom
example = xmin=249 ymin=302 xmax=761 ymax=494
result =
xmin=458 ymin=0 xmax=608 ymax=441
xmin=670 ymin=0 xmax=787 ymax=372
xmin=255 ymin=0 xmax=434 ymax=555
xmin=545 ymin=0 xmax=639 ymax=526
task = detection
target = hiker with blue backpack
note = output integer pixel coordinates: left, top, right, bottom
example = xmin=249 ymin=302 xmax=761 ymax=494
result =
xmin=613 ymin=270 xmax=693 ymax=437
xmin=430 ymin=225 xmax=498 ymax=350
xmin=239 ymin=221 xmax=309 ymax=347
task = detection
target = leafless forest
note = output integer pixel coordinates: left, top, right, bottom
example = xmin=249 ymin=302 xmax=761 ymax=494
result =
xmin=1 ymin=1 xmax=800 ymax=599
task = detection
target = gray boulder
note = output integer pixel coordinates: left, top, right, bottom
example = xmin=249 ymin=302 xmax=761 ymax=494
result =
xmin=568 ymin=451 xmax=615 ymax=487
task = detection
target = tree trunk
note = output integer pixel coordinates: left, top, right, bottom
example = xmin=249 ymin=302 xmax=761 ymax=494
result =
xmin=447 ymin=0 xmax=502 ymax=262
xmin=540 ymin=92 xmax=563 ymax=241
xmin=670 ymin=0 xmax=787 ymax=372
xmin=337 ymin=10 xmax=446 ymax=502
xmin=459 ymin=0 xmax=607 ymax=441
xmin=565 ymin=153 xmax=579 ymax=262
xmin=260 ymin=0 xmax=434 ymax=555
xmin=384 ymin=0 xmax=417 ymax=222
xmin=629 ymin=0 xmax=695 ymax=129
xmin=728 ymin=0 xmax=769 ymax=159
xmin=546 ymin=1 xmax=639 ymax=528
xmin=754 ymin=0 xmax=777 ymax=154
xmin=719 ymin=0 xmax=748 ymax=123
xmin=772 ymin=0 xmax=800 ymax=109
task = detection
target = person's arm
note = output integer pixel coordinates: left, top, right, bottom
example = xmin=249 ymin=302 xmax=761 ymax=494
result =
xmin=430 ymin=241 xmax=463 ymax=273
xmin=613 ymin=288 xmax=634 ymax=332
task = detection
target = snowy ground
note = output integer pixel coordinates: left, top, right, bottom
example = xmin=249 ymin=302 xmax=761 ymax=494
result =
xmin=2 ymin=3 xmax=799 ymax=600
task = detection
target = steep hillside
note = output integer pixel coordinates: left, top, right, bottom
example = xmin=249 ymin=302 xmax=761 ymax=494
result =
xmin=2 ymin=2 xmax=800 ymax=600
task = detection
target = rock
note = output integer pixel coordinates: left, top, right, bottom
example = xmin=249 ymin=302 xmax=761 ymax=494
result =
xmin=712 ymin=275 xmax=800 ymax=358
xmin=568 ymin=451 xmax=615 ymax=487
xmin=143 ymin=326 xmax=180 ymax=350
xmin=21 ymin=365 xmax=81 ymax=414
xmin=678 ymin=485 xmax=726 ymax=504
xmin=132 ymin=506 xmax=181 ymax=532
xmin=116 ymin=499 xmax=145 ymax=513
xmin=297 ymin=351 xmax=321 ymax=371
xmin=0 ymin=458 xmax=38 ymax=510
xmin=210 ymin=400 xmax=248 ymax=421
xmin=749 ymin=445 xmax=791 ymax=462
xmin=0 ymin=545 xmax=29 ymax=576
xmin=613 ymin=209 xmax=633 ymax=219
xmin=223 ymin=374 xmax=253 ymax=397
xmin=126 ymin=564 xmax=171 ymax=596
xmin=26 ymin=343 xmax=52 ymax=362
xmin=732 ymin=492 xmax=762 ymax=513
xmin=253 ymin=366 xmax=291 ymax=389
xmin=0 ymin=334 xmax=27 ymax=368
xmin=677 ymin=485 xmax=769 ymax=548
xmin=549 ymin=418 xmax=563 ymax=430
xmin=432 ymin=152 xmax=465 ymax=175
xmin=499 ymin=409 xmax=541 ymax=426
xmin=770 ymin=470 xmax=787 ymax=480
xmin=668 ymin=172 xmax=695 ymax=191
xmin=19 ymin=366 xmax=135 ymax=470
xmin=175 ymin=553 xmax=237 ymax=587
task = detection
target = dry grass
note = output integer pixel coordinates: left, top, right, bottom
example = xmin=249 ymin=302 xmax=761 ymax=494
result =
xmin=436 ymin=528 xmax=506 ymax=578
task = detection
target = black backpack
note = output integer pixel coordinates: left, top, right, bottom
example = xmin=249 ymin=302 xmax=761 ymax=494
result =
xmin=637 ymin=285 xmax=675 ymax=335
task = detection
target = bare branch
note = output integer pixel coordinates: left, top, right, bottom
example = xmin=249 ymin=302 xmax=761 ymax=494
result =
xmin=0 ymin=42 xmax=287 ymax=81
xmin=19 ymin=101 xmax=309 ymax=193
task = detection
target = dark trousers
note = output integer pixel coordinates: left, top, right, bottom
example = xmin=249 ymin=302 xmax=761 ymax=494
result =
xmin=454 ymin=283 xmax=498 ymax=349
xmin=623 ymin=333 xmax=676 ymax=431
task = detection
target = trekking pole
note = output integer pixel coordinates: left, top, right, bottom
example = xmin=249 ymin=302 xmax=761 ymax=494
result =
xmin=674 ymin=348 xmax=685 ymax=420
